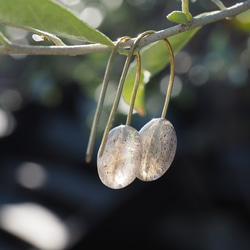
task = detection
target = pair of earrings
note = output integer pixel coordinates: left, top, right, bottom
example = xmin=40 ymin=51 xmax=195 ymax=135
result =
xmin=86 ymin=31 xmax=177 ymax=189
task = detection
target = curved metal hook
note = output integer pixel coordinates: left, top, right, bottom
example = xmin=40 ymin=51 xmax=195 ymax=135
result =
xmin=86 ymin=36 xmax=131 ymax=162
xmin=161 ymin=38 xmax=175 ymax=119
xmin=98 ymin=31 xmax=155 ymax=158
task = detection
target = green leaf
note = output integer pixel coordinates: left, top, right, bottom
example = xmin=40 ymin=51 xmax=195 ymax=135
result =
xmin=0 ymin=0 xmax=113 ymax=46
xmin=123 ymin=28 xmax=200 ymax=115
xmin=167 ymin=11 xmax=189 ymax=25
xmin=234 ymin=9 xmax=250 ymax=33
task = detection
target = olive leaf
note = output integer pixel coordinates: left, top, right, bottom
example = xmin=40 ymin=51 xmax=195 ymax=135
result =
xmin=0 ymin=0 xmax=113 ymax=46
xmin=167 ymin=0 xmax=193 ymax=25
xmin=167 ymin=11 xmax=189 ymax=25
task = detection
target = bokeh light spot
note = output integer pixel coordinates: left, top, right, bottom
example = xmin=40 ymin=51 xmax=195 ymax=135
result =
xmin=0 ymin=109 xmax=16 ymax=137
xmin=16 ymin=162 xmax=47 ymax=189
xmin=94 ymin=80 xmax=117 ymax=106
xmin=204 ymin=52 xmax=226 ymax=74
xmin=189 ymin=64 xmax=210 ymax=86
xmin=80 ymin=6 xmax=104 ymax=28
xmin=0 ymin=89 xmax=22 ymax=111
xmin=228 ymin=65 xmax=248 ymax=87
xmin=102 ymin=0 xmax=123 ymax=11
xmin=175 ymin=51 xmax=192 ymax=74
xmin=58 ymin=0 xmax=81 ymax=6
xmin=0 ymin=203 xmax=70 ymax=250
xmin=160 ymin=75 xmax=183 ymax=98
xmin=143 ymin=70 xmax=151 ymax=84
xmin=240 ymin=49 xmax=250 ymax=69
xmin=5 ymin=26 xmax=28 ymax=41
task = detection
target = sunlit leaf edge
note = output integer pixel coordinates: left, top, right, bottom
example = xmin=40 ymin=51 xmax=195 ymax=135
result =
xmin=0 ymin=0 xmax=113 ymax=46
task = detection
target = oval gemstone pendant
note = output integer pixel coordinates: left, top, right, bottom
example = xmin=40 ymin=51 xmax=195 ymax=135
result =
xmin=137 ymin=118 xmax=177 ymax=181
xmin=97 ymin=125 xmax=142 ymax=189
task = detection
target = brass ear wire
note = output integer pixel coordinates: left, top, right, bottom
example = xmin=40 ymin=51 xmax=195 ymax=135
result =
xmin=86 ymin=36 xmax=131 ymax=163
xmin=161 ymin=38 xmax=175 ymax=119
xmin=98 ymin=30 xmax=156 ymax=158
xmin=126 ymin=31 xmax=156 ymax=126
xmin=125 ymin=52 xmax=141 ymax=126
xmin=87 ymin=35 xmax=175 ymax=162
xmin=135 ymin=39 xmax=176 ymax=182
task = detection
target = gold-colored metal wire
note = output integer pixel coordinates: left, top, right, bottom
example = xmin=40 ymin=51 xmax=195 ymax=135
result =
xmin=161 ymin=38 xmax=175 ymax=119
xmin=98 ymin=31 xmax=155 ymax=158
xmin=85 ymin=36 xmax=131 ymax=162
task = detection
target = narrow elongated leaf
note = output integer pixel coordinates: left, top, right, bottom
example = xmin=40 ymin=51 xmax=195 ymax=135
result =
xmin=0 ymin=0 xmax=113 ymax=46
xmin=123 ymin=28 xmax=200 ymax=115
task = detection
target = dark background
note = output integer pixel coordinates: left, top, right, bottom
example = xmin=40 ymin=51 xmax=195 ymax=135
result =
xmin=0 ymin=0 xmax=250 ymax=249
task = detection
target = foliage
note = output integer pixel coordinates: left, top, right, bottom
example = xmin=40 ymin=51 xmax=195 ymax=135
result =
xmin=0 ymin=0 xmax=201 ymax=115
xmin=0 ymin=0 xmax=249 ymax=117
xmin=0 ymin=0 xmax=113 ymax=46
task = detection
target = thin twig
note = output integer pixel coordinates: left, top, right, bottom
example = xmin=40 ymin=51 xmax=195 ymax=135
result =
xmin=0 ymin=0 xmax=249 ymax=55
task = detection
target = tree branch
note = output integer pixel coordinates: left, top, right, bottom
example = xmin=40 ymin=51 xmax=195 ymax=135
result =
xmin=0 ymin=0 xmax=249 ymax=56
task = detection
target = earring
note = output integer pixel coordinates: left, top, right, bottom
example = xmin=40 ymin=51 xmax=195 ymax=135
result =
xmin=136 ymin=38 xmax=177 ymax=182
xmin=97 ymin=31 xmax=155 ymax=189
xmin=85 ymin=36 xmax=131 ymax=163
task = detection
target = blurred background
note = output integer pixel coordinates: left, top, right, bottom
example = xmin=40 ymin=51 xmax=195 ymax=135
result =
xmin=0 ymin=0 xmax=250 ymax=249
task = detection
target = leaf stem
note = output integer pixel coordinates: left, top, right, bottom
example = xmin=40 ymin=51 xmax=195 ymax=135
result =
xmin=211 ymin=0 xmax=226 ymax=10
xmin=210 ymin=0 xmax=234 ymax=20
xmin=182 ymin=0 xmax=193 ymax=22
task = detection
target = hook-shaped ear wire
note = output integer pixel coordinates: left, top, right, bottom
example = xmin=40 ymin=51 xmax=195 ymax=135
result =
xmin=98 ymin=30 xmax=156 ymax=158
xmin=125 ymin=52 xmax=141 ymax=126
xmin=86 ymin=36 xmax=131 ymax=163
xmin=126 ymin=30 xmax=156 ymax=126
xmin=161 ymin=38 xmax=175 ymax=119
xmin=136 ymin=38 xmax=176 ymax=182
